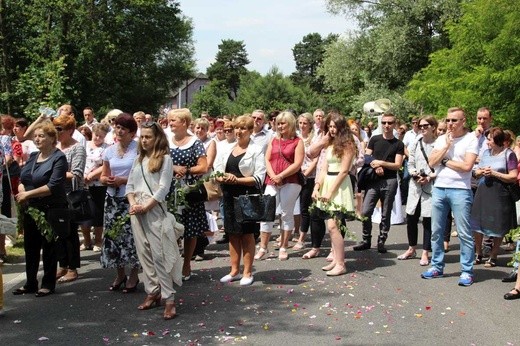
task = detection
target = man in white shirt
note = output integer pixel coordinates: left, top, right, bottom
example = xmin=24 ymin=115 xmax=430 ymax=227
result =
xmin=83 ymin=107 xmax=98 ymax=130
xmin=250 ymin=110 xmax=273 ymax=153
xmin=421 ymin=107 xmax=478 ymax=286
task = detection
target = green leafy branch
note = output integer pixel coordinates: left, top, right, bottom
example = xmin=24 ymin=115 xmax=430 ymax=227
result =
xmin=17 ymin=203 xmax=55 ymax=242
xmin=505 ymin=226 xmax=520 ymax=265
xmin=105 ymin=214 xmax=131 ymax=240
xmin=309 ymin=200 xmax=366 ymax=240
xmin=167 ymin=171 xmax=225 ymax=213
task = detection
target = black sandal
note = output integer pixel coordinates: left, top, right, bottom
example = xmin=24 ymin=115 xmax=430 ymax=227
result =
xmin=13 ymin=287 xmax=37 ymax=295
xmin=504 ymin=288 xmax=520 ymax=300
xmin=474 ymin=255 xmax=483 ymax=265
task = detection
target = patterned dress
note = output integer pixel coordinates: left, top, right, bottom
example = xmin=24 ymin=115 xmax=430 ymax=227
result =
xmin=169 ymin=136 xmax=208 ymax=238
xmin=100 ymin=141 xmax=140 ymax=269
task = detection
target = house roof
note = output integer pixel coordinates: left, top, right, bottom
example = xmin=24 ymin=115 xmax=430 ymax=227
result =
xmin=170 ymin=73 xmax=209 ymax=97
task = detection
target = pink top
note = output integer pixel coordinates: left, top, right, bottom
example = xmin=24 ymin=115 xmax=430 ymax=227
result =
xmin=265 ymin=137 xmax=301 ymax=186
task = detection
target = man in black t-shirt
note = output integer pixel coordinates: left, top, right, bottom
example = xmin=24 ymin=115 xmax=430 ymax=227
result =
xmin=354 ymin=113 xmax=405 ymax=253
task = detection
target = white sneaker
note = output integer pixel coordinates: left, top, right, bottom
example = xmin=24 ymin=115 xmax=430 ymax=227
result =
xmin=240 ymin=276 xmax=254 ymax=286
xmin=220 ymin=274 xmax=242 ymax=283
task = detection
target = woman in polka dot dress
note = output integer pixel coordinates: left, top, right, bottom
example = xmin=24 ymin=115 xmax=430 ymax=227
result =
xmin=167 ymin=109 xmax=209 ymax=281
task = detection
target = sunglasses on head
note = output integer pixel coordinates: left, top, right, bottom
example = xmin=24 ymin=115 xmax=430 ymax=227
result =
xmin=141 ymin=121 xmax=159 ymax=129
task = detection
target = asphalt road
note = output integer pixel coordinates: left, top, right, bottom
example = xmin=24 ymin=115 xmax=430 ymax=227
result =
xmin=1 ymin=219 xmax=519 ymax=345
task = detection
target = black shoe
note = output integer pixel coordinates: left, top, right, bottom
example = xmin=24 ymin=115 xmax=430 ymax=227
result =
xmin=13 ymin=287 xmax=37 ymax=295
xmin=504 ymin=288 xmax=520 ymax=300
xmin=502 ymin=271 xmax=518 ymax=283
xmin=377 ymin=243 xmax=387 ymax=254
xmin=35 ymin=288 xmax=54 ymax=297
xmin=353 ymin=242 xmax=370 ymax=251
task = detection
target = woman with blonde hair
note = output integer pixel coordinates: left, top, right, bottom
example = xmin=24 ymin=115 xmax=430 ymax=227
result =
xmin=127 ymin=121 xmax=179 ymax=319
xmin=256 ymin=111 xmax=304 ymax=261
xmin=293 ymin=112 xmax=318 ymax=250
xmin=167 ymin=108 xmax=208 ymax=280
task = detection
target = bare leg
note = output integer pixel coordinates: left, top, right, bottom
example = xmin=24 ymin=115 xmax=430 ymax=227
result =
xmin=293 ymin=215 xmax=301 ymax=241
xmin=474 ymin=232 xmax=483 ymax=257
xmin=242 ymin=234 xmax=256 ymax=278
xmin=93 ymin=226 xmax=103 ymax=248
xmin=228 ymin=234 xmax=242 ymax=276
xmin=328 ymin=219 xmax=345 ymax=269
xmin=80 ymin=225 xmax=92 ymax=248
xmin=183 ymin=237 xmax=197 ymax=276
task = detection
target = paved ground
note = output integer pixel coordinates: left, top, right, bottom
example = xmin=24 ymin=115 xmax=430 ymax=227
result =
xmin=1 ymin=219 xmax=519 ymax=345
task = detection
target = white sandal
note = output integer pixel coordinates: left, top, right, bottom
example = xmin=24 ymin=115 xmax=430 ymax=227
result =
xmin=254 ymin=247 xmax=268 ymax=260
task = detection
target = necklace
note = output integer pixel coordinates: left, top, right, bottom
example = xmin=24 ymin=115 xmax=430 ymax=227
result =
xmin=117 ymin=142 xmax=131 ymax=158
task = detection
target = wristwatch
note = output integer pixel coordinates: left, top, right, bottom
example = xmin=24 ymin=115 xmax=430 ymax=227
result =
xmin=441 ymin=158 xmax=449 ymax=166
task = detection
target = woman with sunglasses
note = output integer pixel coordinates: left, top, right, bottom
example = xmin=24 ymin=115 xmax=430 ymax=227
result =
xmin=167 ymin=108 xmax=208 ymax=281
xmin=100 ymin=113 xmax=140 ymax=293
xmin=53 ymin=115 xmax=86 ymax=283
xmin=398 ymin=116 xmax=438 ymax=266
xmin=127 ymin=121 xmax=180 ymax=319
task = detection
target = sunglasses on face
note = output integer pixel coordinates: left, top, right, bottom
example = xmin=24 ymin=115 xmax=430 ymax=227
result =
xmin=55 ymin=126 xmax=63 ymax=132
xmin=223 ymin=128 xmax=233 ymax=133
xmin=381 ymin=121 xmax=394 ymax=125
xmin=418 ymin=124 xmax=431 ymax=129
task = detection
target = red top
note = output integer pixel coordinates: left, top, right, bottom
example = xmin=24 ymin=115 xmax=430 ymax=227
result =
xmin=265 ymin=137 xmax=301 ymax=186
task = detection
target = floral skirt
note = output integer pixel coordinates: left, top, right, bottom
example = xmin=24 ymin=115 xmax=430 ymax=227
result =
xmin=100 ymin=195 xmax=140 ymax=269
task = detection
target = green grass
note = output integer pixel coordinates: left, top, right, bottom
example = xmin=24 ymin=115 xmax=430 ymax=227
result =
xmin=6 ymin=236 xmax=25 ymax=263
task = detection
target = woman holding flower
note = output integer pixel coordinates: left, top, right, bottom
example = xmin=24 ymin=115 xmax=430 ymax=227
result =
xmin=100 ymin=113 xmax=140 ymax=293
xmin=313 ymin=114 xmax=355 ymax=276
xmin=13 ymin=122 xmax=67 ymax=297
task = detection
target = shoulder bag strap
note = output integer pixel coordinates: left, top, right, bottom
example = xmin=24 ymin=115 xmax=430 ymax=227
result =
xmin=418 ymin=138 xmax=435 ymax=173
xmin=140 ymin=160 xmax=166 ymax=215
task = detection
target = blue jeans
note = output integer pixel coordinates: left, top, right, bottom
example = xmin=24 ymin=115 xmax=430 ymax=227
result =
xmin=431 ymin=187 xmax=474 ymax=275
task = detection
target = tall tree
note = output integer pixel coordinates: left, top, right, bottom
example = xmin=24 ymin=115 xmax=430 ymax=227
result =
xmin=291 ymin=33 xmax=337 ymax=92
xmin=206 ymin=39 xmax=250 ymax=101
xmin=406 ymin=0 xmax=520 ymax=131
xmin=319 ymin=0 xmax=462 ymax=115
xmin=0 ymin=0 xmax=195 ymax=118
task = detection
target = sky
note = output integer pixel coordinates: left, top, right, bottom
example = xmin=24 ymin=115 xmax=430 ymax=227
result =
xmin=178 ymin=0 xmax=357 ymax=76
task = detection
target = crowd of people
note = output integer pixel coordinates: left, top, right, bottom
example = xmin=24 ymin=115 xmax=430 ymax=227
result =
xmin=2 ymin=104 xmax=520 ymax=318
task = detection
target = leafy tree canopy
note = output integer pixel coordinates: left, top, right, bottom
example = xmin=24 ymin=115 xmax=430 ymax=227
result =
xmin=0 ymin=0 xmax=195 ymax=119
xmin=206 ymin=39 xmax=250 ymax=101
xmin=406 ymin=0 xmax=520 ymax=131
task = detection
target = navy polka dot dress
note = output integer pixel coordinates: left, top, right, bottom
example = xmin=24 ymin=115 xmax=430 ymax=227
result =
xmin=169 ymin=137 xmax=209 ymax=238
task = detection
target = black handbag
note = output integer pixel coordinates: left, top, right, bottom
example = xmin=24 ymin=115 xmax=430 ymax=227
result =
xmin=67 ymin=178 xmax=96 ymax=222
xmin=234 ymin=194 xmax=276 ymax=223
xmin=47 ymin=208 xmax=73 ymax=238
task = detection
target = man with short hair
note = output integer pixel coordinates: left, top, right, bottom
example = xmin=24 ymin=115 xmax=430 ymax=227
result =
xmin=83 ymin=107 xmax=98 ymax=130
xmin=313 ymin=109 xmax=324 ymax=133
xmin=421 ymin=107 xmax=478 ymax=286
xmin=353 ymin=113 xmax=405 ymax=253
xmin=250 ymin=109 xmax=273 ymax=153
